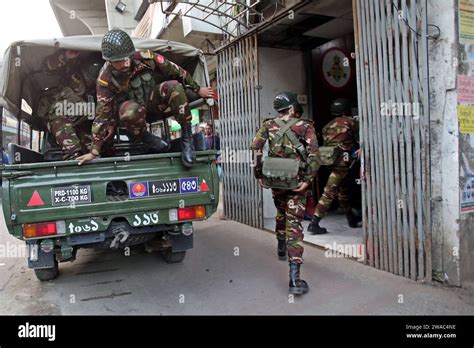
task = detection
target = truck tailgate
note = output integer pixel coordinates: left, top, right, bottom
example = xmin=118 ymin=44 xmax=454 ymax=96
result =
xmin=2 ymin=151 xmax=219 ymax=238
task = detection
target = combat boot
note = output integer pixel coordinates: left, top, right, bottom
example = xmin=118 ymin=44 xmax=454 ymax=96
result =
xmin=303 ymin=212 xmax=313 ymax=221
xmin=181 ymin=123 xmax=196 ymax=168
xmin=347 ymin=211 xmax=362 ymax=228
xmin=277 ymin=239 xmax=287 ymax=261
xmin=289 ymin=262 xmax=309 ymax=295
xmin=141 ymin=131 xmax=170 ymax=153
xmin=307 ymin=216 xmax=328 ymax=235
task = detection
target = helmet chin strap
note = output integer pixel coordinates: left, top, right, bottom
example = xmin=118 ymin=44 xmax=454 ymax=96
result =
xmin=279 ymin=107 xmax=298 ymax=119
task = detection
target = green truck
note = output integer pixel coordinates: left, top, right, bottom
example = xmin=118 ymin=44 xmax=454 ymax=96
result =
xmin=0 ymin=36 xmax=219 ymax=281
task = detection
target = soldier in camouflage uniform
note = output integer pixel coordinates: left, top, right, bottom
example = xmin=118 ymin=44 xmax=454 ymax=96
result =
xmin=251 ymin=91 xmax=321 ymax=295
xmin=38 ymin=50 xmax=101 ymax=160
xmin=307 ymin=98 xmax=361 ymax=234
xmin=76 ymin=30 xmax=214 ymax=167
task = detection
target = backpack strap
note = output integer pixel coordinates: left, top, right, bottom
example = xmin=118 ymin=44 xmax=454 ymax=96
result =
xmin=273 ymin=118 xmax=307 ymax=161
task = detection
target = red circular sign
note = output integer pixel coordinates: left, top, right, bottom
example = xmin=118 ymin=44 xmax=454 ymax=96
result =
xmin=132 ymin=183 xmax=146 ymax=196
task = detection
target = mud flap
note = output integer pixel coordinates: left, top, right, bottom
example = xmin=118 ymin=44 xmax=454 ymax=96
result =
xmin=26 ymin=241 xmax=55 ymax=269
xmin=169 ymin=233 xmax=193 ymax=252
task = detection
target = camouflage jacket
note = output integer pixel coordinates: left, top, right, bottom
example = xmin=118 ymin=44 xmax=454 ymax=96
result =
xmin=37 ymin=52 xmax=93 ymax=126
xmin=41 ymin=51 xmax=86 ymax=95
xmin=322 ymin=116 xmax=359 ymax=152
xmin=91 ymin=50 xmax=201 ymax=155
xmin=250 ymin=117 xmax=321 ymax=184
xmin=42 ymin=50 xmax=81 ymax=75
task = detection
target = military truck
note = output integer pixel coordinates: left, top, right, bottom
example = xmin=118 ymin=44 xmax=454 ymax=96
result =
xmin=0 ymin=36 xmax=219 ymax=281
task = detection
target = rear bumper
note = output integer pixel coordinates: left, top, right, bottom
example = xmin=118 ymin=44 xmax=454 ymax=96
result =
xmin=26 ymin=221 xmax=194 ymax=269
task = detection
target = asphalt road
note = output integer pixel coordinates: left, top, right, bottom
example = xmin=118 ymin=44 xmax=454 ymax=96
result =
xmin=1 ymin=214 xmax=473 ymax=315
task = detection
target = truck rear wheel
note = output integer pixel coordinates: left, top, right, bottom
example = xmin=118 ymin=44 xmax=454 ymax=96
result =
xmin=34 ymin=260 xmax=59 ymax=281
xmin=161 ymin=250 xmax=186 ymax=263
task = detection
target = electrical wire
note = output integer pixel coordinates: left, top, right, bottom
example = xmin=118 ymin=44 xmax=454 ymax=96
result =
xmin=392 ymin=2 xmax=440 ymax=40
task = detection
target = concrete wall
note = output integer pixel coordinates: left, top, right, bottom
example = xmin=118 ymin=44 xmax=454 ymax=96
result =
xmin=182 ymin=0 xmax=224 ymax=37
xmin=257 ymin=47 xmax=307 ymax=219
xmin=50 ymin=0 xmax=108 ymax=36
xmin=428 ymin=0 xmax=461 ymax=286
xmin=105 ymin=0 xmax=141 ymax=34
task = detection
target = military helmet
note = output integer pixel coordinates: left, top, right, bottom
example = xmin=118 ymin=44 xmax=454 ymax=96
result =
xmin=330 ymin=98 xmax=351 ymax=116
xmin=118 ymin=100 xmax=146 ymax=121
xmin=101 ymin=30 xmax=135 ymax=61
xmin=273 ymin=91 xmax=299 ymax=113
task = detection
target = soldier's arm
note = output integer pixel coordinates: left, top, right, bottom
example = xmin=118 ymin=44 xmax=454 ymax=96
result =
xmin=303 ymin=124 xmax=321 ymax=184
xmin=250 ymin=123 xmax=269 ymax=179
xmin=41 ymin=50 xmax=79 ymax=74
xmin=90 ymin=83 xmax=117 ymax=156
xmin=150 ymin=51 xmax=201 ymax=92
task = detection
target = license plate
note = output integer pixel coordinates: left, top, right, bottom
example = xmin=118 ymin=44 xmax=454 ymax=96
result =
xmin=148 ymin=177 xmax=199 ymax=197
xmin=51 ymin=185 xmax=92 ymax=206
xmin=67 ymin=219 xmax=100 ymax=233
xmin=179 ymin=177 xmax=199 ymax=193
xmin=149 ymin=179 xmax=180 ymax=196
xmin=130 ymin=212 xmax=160 ymax=227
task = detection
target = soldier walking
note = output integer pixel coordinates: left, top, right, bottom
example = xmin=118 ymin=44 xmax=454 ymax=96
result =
xmin=307 ymin=98 xmax=361 ymax=234
xmin=251 ymin=91 xmax=320 ymax=295
xmin=76 ymin=30 xmax=214 ymax=167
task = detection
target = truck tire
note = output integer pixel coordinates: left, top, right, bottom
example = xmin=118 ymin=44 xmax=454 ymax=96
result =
xmin=34 ymin=260 xmax=59 ymax=281
xmin=161 ymin=250 xmax=186 ymax=263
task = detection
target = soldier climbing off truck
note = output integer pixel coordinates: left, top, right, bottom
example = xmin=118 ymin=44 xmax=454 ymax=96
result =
xmin=76 ymin=29 xmax=215 ymax=168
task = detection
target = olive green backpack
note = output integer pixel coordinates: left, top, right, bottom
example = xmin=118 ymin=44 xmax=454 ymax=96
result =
xmin=261 ymin=118 xmax=307 ymax=190
xmin=319 ymin=146 xmax=338 ymax=166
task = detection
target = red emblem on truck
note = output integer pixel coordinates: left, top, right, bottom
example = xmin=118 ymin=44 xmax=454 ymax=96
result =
xmin=27 ymin=191 xmax=44 ymax=207
xmin=129 ymin=182 xmax=149 ymax=199
xmin=133 ymin=183 xmax=146 ymax=196
xmin=199 ymin=180 xmax=209 ymax=192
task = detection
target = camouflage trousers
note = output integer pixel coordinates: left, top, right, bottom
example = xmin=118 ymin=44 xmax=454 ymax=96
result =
xmin=48 ymin=116 xmax=92 ymax=160
xmin=314 ymin=160 xmax=350 ymax=219
xmin=119 ymin=80 xmax=192 ymax=135
xmin=273 ymin=189 xmax=307 ymax=264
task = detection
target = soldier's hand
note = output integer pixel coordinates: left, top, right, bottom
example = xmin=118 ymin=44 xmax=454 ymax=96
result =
xmin=77 ymin=153 xmax=97 ymax=166
xmin=104 ymin=125 xmax=116 ymax=142
xmin=65 ymin=50 xmax=80 ymax=60
xmin=258 ymin=179 xmax=267 ymax=189
xmin=293 ymin=182 xmax=309 ymax=193
xmin=198 ymin=87 xmax=214 ymax=99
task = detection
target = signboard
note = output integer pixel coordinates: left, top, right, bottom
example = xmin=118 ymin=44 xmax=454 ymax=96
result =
xmin=458 ymin=105 xmax=474 ymax=134
xmin=322 ymin=48 xmax=351 ymax=89
xmin=460 ymin=0 xmax=474 ymax=43
xmin=458 ymin=75 xmax=474 ymax=104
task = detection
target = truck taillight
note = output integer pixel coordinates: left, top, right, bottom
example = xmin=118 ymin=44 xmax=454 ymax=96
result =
xmin=23 ymin=222 xmax=57 ymax=238
xmin=177 ymin=205 xmax=206 ymax=221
